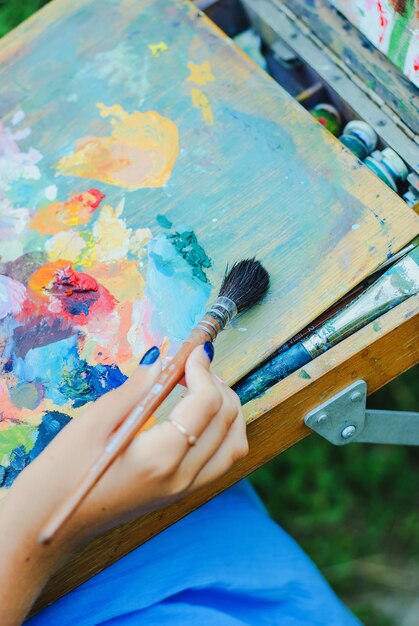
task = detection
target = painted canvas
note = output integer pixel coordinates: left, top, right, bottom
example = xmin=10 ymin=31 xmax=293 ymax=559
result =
xmin=330 ymin=0 xmax=418 ymax=86
xmin=0 ymin=0 xmax=417 ymax=498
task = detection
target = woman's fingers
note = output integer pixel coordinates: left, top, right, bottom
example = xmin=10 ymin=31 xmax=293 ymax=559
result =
xmin=189 ymin=403 xmax=248 ymax=490
xmin=93 ymin=342 xmax=247 ymax=508
xmin=176 ymin=383 xmax=240 ymax=481
xmin=184 ymin=341 xmax=217 ymax=400
xmin=126 ymin=345 xmax=216 ymax=472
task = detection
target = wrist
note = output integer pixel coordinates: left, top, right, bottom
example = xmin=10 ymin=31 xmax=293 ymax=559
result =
xmin=0 ymin=490 xmax=73 ymax=623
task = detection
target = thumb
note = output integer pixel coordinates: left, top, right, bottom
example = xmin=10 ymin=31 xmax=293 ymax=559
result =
xmin=184 ymin=341 xmax=214 ymax=394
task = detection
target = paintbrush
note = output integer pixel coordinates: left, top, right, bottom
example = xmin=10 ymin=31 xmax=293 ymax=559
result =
xmin=235 ymin=246 xmax=419 ymax=404
xmin=39 ymin=259 xmax=270 ymax=544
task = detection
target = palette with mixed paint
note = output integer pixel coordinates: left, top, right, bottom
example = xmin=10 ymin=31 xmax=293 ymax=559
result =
xmin=0 ymin=0 xmax=418 ymax=498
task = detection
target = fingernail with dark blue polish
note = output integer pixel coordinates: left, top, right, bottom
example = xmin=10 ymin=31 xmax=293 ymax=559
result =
xmin=203 ymin=341 xmax=214 ymax=362
xmin=140 ymin=346 xmax=160 ymax=365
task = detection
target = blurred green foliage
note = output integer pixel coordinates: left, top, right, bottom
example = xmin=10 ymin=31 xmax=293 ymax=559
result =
xmin=0 ymin=0 xmax=49 ymax=37
xmin=251 ymin=367 xmax=419 ymax=625
xmin=1 ymin=2 xmax=418 ymax=624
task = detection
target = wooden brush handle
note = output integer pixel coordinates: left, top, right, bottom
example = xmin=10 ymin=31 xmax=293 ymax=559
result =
xmin=39 ymin=324 xmax=216 ymax=544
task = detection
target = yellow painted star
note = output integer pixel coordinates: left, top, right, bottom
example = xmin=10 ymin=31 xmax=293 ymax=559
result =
xmin=187 ymin=61 xmax=215 ymax=86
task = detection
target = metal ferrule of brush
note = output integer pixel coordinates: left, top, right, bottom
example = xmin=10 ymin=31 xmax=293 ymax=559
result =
xmin=197 ymin=296 xmax=238 ymax=340
xmin=302 ymin=250 xmax=419 ymax=358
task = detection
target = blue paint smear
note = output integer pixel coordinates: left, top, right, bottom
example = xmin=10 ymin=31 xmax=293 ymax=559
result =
xmin=145 ymin=234 xmax=211 ymax=343
xmin=156 ymin=214 xmax=173 ymax=229
xmin=13 ymin=335 xmax=81 ymax=406
xmin=60 ymin=361 xmax=127 ymax=408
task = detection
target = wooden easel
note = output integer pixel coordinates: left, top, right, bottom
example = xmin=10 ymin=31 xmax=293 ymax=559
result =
xmin=0 ymin=0 xmax=417 ymax=613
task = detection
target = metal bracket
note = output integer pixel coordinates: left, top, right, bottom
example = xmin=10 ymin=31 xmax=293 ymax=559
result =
xmin=304 ymin=380 xmax=419 ymax=446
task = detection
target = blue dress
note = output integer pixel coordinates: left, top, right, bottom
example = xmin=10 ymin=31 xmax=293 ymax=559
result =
xmin=27 ymin=481 xmax=361 ymax=625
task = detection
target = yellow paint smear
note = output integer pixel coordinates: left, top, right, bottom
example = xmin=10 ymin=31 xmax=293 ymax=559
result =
xmin=56 ymin=104 xmax=179 ymax=189
xmin=190 ymin=88 xmax=214 ymax=125
xmin=148 ymin=41 xmax=169 ymax=57
xmin=187 ymin=61 xmax=215 ymax=86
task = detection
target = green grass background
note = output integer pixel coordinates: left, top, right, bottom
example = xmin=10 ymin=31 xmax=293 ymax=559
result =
xmin=1 ymin=2 xmax=418 ymax=624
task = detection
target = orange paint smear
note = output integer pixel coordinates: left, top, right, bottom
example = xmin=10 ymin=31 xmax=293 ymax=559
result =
xmin=30 ymin=189 xmax=105 ymax=235
xmin=137 ymin=414 xmax=158 ymax=434
xmin=92 ymin=302 xmax=134 ymax=365
xmin=56 ymin=104 xmax=179 ymax=189
xmin=28 ymin=260 xmax=74 ymax=302
xmin=88 ymin=260 xmax=146 ymax=302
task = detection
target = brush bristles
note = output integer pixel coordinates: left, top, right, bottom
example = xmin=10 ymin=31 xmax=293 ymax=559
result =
xmin=218 ymin=258 xmax=270 ymax=314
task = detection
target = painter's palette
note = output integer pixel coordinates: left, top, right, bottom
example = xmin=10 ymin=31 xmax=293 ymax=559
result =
xmin=0 ymin=0 xmax=417 ymax=493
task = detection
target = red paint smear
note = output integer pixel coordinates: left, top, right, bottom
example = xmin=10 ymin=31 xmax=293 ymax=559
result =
xmin=377 ymin=1 xmax=389 ymax=44
xmin=51 ymin=264 xmax=98 ymax=294
xmin=414 ymin=56 xmax=419 ymax=72
xmin=74 ymin=188 xmax=105 ymax=210
xmin=55 ymin=283 xmax=116 ymax=325
xmin=27 ymin=261 xmax=116 ymax=325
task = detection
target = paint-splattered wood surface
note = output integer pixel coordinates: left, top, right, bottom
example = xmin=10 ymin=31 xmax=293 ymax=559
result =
xmin=34 ymin=294 xmax=419 ymax=612
xmin=0 ymin=0 xmax=418 ymax=495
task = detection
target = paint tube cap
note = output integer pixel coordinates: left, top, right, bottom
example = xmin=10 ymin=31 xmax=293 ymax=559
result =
xmin=312 ymin=103 xmax=341 ymax=120
xmin=381 ymin=148 xmax=408 ymax=182
xmin=403 ymin=190 xmax=418 ymax=208
xmin=364 ymin=155 xmax=398 ymax=191
xmin=407 ymin=172 xmax=419 ymax=191
xmin=340 ymin=134 xmax=368 ymax=160
xmin=343 ymin=120 xmax=377 ymax=153
xmin=311 ymin=104 xmax=341 ymax=135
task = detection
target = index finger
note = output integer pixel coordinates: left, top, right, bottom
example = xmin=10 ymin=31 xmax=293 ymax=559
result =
xmin=184 ymin=341 xmax=214 ymax=394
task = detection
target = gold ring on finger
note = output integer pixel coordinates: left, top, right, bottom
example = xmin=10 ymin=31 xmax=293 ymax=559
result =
xmin=168 ymin=417 xmax=197 ymax=446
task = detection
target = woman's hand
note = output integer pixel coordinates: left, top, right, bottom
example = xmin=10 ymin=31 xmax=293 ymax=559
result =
xmin=0 ymin=344 xmax=248 ymax=625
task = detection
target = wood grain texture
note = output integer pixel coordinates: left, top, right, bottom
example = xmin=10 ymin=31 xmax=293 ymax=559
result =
xmin=33 ymin=294 xmax=419 ymax=613
xmin=0 ymin=0 xmax=417 ymax=386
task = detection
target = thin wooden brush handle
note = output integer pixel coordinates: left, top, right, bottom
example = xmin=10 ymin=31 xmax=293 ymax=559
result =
xmin=39 ymin=323 xmax=217 ymax=545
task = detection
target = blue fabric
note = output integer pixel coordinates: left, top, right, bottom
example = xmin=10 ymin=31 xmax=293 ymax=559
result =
xmin=27 ymin=481 xmax=362 ymax=626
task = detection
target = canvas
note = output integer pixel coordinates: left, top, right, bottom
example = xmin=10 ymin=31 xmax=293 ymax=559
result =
xmin=331 ymin=0 xmax=418 ymax=86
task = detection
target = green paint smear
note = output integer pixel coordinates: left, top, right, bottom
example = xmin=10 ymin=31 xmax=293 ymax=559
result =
xmin=0 ymin=424 xmax=36 ymax=462
xmin=299 ymin=369 xmax=312 ymax=380
xmin=372 ymin=321 xmax=381 ymax=332
xmin=388 ymin=0 xmax=414 ymax=71
xmin=168 ymin=231 xmax=212 ymax=283
xmin=156 ymin=214 xmax=173 ymax=229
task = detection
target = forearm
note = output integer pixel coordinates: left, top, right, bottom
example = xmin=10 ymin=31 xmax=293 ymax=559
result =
xmin=0 ymin=494 xmax=71 ymax=625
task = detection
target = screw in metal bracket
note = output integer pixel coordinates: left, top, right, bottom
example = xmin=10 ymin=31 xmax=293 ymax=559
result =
xmin=341 ymin=425 xmax=356 ymax=439
xmin=316 ymin=413 xmax=328 ymax=424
